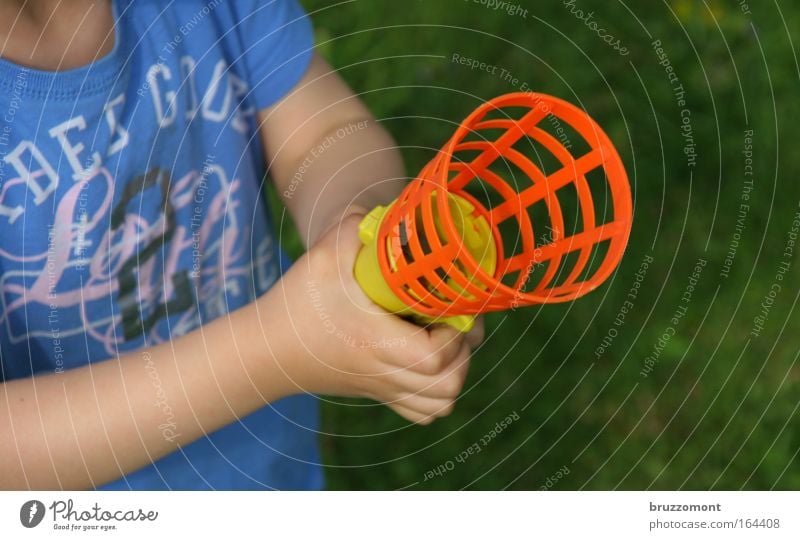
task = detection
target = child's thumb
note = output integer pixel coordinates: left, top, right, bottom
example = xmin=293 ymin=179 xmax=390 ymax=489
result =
xmin=333 ymin=213 xmax=368 ymax=268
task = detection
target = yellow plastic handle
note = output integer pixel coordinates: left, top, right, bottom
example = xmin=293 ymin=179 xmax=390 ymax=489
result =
xmin=353 ymin=194 xmax=497 ymax=333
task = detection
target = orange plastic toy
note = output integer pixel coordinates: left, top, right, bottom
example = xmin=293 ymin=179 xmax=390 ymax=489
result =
xmin=354 ymin=92 xmax=633 ymax=332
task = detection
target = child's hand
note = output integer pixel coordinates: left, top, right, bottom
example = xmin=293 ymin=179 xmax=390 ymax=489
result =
xmin=271 ymin=214 xmax=483 ymax=424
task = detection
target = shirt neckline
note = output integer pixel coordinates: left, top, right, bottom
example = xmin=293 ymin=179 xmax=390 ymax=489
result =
xmin=0 ymin=0 xmax=126 ymax=100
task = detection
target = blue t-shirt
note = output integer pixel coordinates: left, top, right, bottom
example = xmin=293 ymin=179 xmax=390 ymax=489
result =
xmin=0 ymin=0 xmax=322 ymax=490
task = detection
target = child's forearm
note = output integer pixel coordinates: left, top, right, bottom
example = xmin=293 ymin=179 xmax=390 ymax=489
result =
xmin=294 ymin=118 xmax=406 ymax=245
xmin=260 ymin=54 xmax=406 ymax=246
xmin=0 ymin=291 xmax=296 ymax=490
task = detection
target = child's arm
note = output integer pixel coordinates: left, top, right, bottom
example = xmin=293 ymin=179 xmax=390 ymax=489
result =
xmin=0 ymin=289 xmax=295 ymax=489
xmin=0 ymin=55 xmax=480 ymax=491
xmin=1 ymin=225 xmax=476 ymax=489
xmin=256 ymin=52 xmax=484 ymax=416
xmin=258 ymin=54 xmax=407 ymax=245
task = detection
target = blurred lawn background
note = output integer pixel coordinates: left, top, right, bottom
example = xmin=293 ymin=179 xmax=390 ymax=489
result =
xmin=270 ymin=0 xmax=800 ymax=489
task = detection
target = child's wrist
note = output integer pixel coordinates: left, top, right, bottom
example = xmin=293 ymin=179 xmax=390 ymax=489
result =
xmin=311 ymin=205 xmax=369 ymax=246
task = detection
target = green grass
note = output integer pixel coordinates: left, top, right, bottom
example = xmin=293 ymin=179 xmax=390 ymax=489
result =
xmin=277 ymin=0 xmax=800 ymax=489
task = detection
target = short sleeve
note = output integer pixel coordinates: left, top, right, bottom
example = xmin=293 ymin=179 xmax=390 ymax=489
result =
xmin=229 ymin=0 xmax=314 ymax=110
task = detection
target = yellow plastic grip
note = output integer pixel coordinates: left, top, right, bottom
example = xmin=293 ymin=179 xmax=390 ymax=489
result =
xmin=353 ymin=193 xmax=497 ymax=333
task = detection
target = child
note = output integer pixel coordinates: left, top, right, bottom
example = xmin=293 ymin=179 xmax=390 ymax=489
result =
xmin=0 ymin=0 xmax=482 ymax=490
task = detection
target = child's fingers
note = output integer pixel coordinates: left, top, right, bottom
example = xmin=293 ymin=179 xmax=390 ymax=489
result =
xmin=431 ymin=340 xmax=471 ymax=399
xmin=427 ymin=323 xmax=465 ymax=363
xmin=386 ymin=341 xmax=471 ymax=399
xmin=387 ymin=403 xmax=437 ymax=425
xmin=391 ymin=394 xmax=457 ymax=419
xmin=465 ymin=316 xmax=485 ymax=349
xmin=378 ymin=328 xmax=454 ymax=375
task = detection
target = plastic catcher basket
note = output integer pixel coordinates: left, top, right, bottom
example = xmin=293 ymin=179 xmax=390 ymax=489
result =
xmin=355 ymin=92 xmax=633 ymax=332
